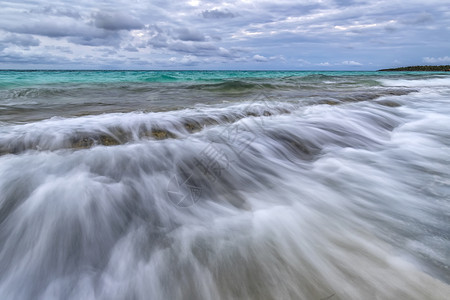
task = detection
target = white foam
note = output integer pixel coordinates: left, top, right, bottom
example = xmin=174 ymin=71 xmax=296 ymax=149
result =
xmin=380 ymin=76 xmax=450 ymax=87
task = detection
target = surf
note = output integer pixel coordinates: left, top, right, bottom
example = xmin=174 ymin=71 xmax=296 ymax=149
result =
xmin=0 ymin=70 xmax=449 ymax=299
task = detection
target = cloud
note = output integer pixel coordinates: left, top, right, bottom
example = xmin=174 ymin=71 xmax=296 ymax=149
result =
xmin=170 ymin=55 xmax=200 ymax=66
xmin=202 ymin=9 xmax=235 ymax=19
xmin=124 ymin=44 xmax=139 ymax=52
xmin=8 ymin=20 xmax=90 ymax=38
xmin=93 ymin=12 xmax=143 ymax=31
xmin=253 ymin=54 xmax=268 ymax=62
xmin=168 ymin=41 xmax=227 ymax=57
xmin=67 ymin=34 xmax=120 ymax=47
xmin=0 ymin=34 xmax=40 ymax=48
xmin=400 ymin=12 xmax=433 ymax=25
xmin=145 ymin=25 xmax=169 ymax=48
xmin=144 ymin=26 xmax=208 ymax=48
xmin=423 ymin=56 xmax=450 ymax=63
xmin=29 ymin=6 xmax=81 ymax=19
xmin=4 ymin=17 xmax=126 ymax=47
xmin=44 ymin=46 xmax=73 ymax=54
xmin=314 ymin=61 xmax=362 ymax=67
xmin=297 ymin=59 xmax=311 ymax=65
xmin=0 ymin=51 xmax=69 ymax=66
xmin=341 ymin=60 xmax=362 ymax=66
xmin=175 ymin=28 xmax=205 ymax=42
xmin=135 ymin=25 xmax=241 ymax=59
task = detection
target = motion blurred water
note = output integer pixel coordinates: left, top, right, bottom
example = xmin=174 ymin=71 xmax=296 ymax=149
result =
xmin=0 ymin=70 xmax=449 ymax=299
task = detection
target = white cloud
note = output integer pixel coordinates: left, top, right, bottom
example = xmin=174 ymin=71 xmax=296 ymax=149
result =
xmin=341 ymin=60 xmax=362 ymax=66
xmin=253 ymin=54 xmax=268 ymax=62
xmin=423 ymin=56 xmax=450 ymax=63
xmin=170 ymin=54 xmax=201 ymax=65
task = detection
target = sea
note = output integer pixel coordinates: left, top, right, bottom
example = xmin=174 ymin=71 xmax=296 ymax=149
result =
xmin=0 ymin=70 xmax=449 ymax=299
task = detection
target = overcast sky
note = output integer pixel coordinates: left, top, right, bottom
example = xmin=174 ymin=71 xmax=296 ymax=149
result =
xmin=0 ymin=0 xmax=449 ymax=70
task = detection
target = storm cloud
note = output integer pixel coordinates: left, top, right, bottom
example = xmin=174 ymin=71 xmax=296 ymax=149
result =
xmin=0 ymin=34 xmax=40 ymax=48
xmin=93 ymin=12 xmax=143 ymax=31
xmin=202 ymin=9 xmax=235 ymax=19
xmin=0 ymin=0 xmax=449 ymax=69
xmin=175 ymin=28 xmax=206 ymax=42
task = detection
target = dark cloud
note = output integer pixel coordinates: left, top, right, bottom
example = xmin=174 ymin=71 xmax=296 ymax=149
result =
xmin=0 ymin=34 xmax=40 ymax=48
xmin=5 ymin=19 xmax=123 ymax=47
xmin=98 ymin=47 xmax=118 ymax=57
xmin=30 ymin=6 xmax=81 ymax=19
xmin=202 ymin=9 xmax=235 ymax=19
xmin=0 ymin=51 xmax=66 ymax=65
xmin=68 ymin=36 xmax=120 ymax=47
xmin=210 ymin=36 xmax=222 ymax=41
xmin=168 ymin=41 xmax=217 ymax=55
xmin=44 ymin=46 xmax=73 ymax=54
xmin=334 ymin=0 xmax=357 ymax=6
xmin=93 ymin=12 xmax=143 ymax=31
xmin=147 ymin=25 xmax=169 ymax=48
xmin=9 ymin=20 xmax=91 ymax=38
xmin=384 ymin=24 xmax=397 ymax=33
xmin=0 ymin=50 xmax=132 ymax=70
xmin=400 ymin=12 xmax=433 ymax=25
xmin=124 ymin=45 xmax=139 ymax=52
xmin=175 ymin=28 xmax=205 ymax=41
xmin=145 ymin=26 xmax=207 ymax=48
xmin=140 ymin=25 xmax=239 ymax=59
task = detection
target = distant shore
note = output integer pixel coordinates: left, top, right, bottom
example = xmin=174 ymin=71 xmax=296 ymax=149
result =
xmin=379 ymin=65 xmax=450 ymax=71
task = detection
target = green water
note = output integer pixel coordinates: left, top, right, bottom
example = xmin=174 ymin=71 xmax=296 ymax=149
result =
xmin=0 ymin=70 xmax=435 ymax=86
xmin=2 ymin=70 xmax=444 ymax=122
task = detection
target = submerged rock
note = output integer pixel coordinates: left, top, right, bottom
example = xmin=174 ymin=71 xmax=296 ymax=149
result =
xmin=151 ymin=129 xmax=176 ymax=140
xmin=376 ymin=100 xmax=402 ymax=107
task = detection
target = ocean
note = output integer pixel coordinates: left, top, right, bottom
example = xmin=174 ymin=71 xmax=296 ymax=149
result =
xmin=0 ymin=70 xmax=449 ymax=299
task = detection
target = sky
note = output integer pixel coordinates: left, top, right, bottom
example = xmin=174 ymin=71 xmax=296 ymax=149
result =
xmin=0 ymin=0 xmax=449 ymax=70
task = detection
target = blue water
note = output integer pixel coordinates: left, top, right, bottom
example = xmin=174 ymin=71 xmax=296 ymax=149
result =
xmin=0 ymin=70 xmax=440 ymax=87
xmin=0 ymin=71 xmax=449 ymax=299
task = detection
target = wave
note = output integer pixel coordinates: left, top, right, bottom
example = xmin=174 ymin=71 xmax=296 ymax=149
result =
xmin=1 ymin=91 xmax=449 ymax=299
xmin=0 ymin=81 xmax=271 ymax=102
xmin=380 ymin=76 xmax=450 ymax=87
xmin=0 ymin=87 xmax=416 ymax=155
xmin=0 ymin=83 xmax=156 ymax=101
xmin=0 ymin=102 xmax=295 ymax=155
xmin=187 ymin=80 xmax=277 ymax=92
xmin=0 ymin=86 xmax=71 ymax=99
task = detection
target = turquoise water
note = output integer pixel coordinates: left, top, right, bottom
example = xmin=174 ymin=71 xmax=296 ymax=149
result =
xmin=0 ymin=70 xmax=440 ymax=86
xmin=0 ymin=71 xmax=449 ymax=299
xmin=0 ymin=70 xmax=441 ymax=124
